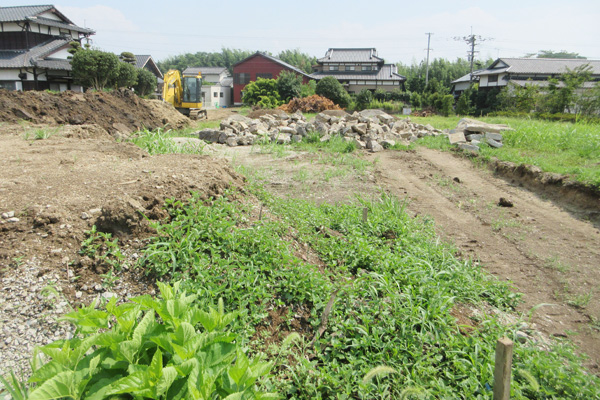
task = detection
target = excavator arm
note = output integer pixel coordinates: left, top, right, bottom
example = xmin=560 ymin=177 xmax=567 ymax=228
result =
xmin=162 ymin=69 xmax=183 ymax=108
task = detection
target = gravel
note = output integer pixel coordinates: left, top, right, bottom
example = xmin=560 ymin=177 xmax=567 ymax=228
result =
xmin=0 ymin=259 xmax=75 ymax=379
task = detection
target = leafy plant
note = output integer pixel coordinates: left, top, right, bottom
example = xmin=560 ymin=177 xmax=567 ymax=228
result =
xmin=22 ymin=282 xmax=276 ymax=400
xmin=242 ymin=78 xmax=282 ymax=108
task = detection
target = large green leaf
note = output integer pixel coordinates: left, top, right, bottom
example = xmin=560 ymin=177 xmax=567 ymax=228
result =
xmin=118 ymin=339 xmax=141 ymax=364
xmin=157 ymin=366 xmax=178 ymax=397
xmin=133 ymin=309 xmax=156 ymax=343
xmin=28 ymin=371 xmax=77 ymax=400
xmin=28 ymin=361 xmax=68 ymax=384
xmin=105 ymin=371 xmax=152 ymax=397
xmin=203 ymin=342 xmax=236 ymax=368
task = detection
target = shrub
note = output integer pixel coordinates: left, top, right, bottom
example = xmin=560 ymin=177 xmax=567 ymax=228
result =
xmin=440 ymin=94 xmax=455 ymax=117
xmin=114 ymin=61 xmax=138 ymax=88
xmin=315 ymin=77 xmax=351 ymax=108
xmin=71 ymin=49 xmax=119 ymax=90
xmin=276 ymin=70 xmax=302 ymax=102
xmin=356 ymin=89 xmax=374 ymax=110
xmin=135 ymin=68 xmax=158 ymax=97
xmin=242 ymin=78 xmax=282 ymax=108
xmin=299 ymin=80 xmax=316 ymax=98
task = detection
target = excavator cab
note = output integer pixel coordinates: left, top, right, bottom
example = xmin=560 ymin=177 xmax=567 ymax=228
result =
xmin=181 ymin=75 xmax=202 ymax=107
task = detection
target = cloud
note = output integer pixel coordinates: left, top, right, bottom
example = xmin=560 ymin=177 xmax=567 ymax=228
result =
xmin=58 ymin=5 xmax=139 ymax=33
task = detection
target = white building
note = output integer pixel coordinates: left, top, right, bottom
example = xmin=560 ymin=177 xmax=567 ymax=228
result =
xmin=183 ymin=67 xmax=233 ymax=109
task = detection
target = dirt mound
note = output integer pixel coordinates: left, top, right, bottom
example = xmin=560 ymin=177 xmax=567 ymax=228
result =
xmin=0 ymin=89 xmax=190 ymax=135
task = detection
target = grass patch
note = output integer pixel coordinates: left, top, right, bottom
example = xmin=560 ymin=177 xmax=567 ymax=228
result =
xmin=129 ymin=128 xmax=205 ymax=155
xmin=412 ymin=116 xmax=600 ymax=188
xmin=131 ymin=185 xmax=599 ymax=398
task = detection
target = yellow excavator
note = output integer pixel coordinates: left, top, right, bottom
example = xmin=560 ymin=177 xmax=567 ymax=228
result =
xmin=162 ymin=69 xmax=207 ymax=120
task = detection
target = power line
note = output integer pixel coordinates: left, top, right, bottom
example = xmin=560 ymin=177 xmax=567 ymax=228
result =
xmin=454 ymin=28 xmax=492 ymax=81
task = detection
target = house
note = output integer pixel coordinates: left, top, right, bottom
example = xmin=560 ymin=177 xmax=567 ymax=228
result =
xmin=473 ymin=58 xmax=600 ymax=91
xmin=310 ymin=48 xmax=406 ymax=94
xmin=232 ymin=52 xmax=312 ymax=105
xmin=183 ymin=66 xmax=233 ymax=108
xmin=0 ymin=5 xmax=94 ymax=92
xmin=450 ymin=70 xmax=481 ymax=97
xmin=135 ymin=54 xmax=163 ymax=96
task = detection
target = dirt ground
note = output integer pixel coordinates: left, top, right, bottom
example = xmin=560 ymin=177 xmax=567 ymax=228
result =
xmin=1 ymin=96 xmax=599 ymax=377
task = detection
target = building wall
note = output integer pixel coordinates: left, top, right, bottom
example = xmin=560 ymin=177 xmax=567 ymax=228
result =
xmin=201 ymin=85 xmax=232 ymax=109
xmin=478 ymin=74 xmax=508 ymax=88
xmin=345 ymin=81 xmax=402 ymax=94
xmin=233 ymin=54 xmax=310 ymax=104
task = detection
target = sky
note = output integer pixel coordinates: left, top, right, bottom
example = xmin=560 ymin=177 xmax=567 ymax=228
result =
xmin=8 ymin=0 xmax=600 ymax=65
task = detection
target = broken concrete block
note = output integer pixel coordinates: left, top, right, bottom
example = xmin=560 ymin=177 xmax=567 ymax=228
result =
xmin=459 ymin=143 xmax=479 ymax=152
xmin=448 ymin=132 xmax=467 ymax=144
xmin=485 ymin=132 xmax=503 ymax=141
xmin=486 ymin=138 xmax=503 ymax=148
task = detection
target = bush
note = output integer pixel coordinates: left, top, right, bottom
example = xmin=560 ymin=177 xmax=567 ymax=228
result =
xmin=276 ymin=70 xmax=302 ymax=102
xmin=315 ymin=76 xmax=351 ymax=108
xmin=135 ymin=68 xmax=158 ymax=97
xmin=440 ymin=94 xmax=455 ymax=117
xmin=242 ymin=78 xmax=282 ymax=108
xmin=455 ymin=93 xmax=471 ymax=115
xmin=300 ymin=80 xmax=316 ymax=98
xmin=21 ymin=282 xmax=275 ymax=399
xmin=356 ymin=89 xmax=373 ymax=110
xmin=114 ymin=61 xmax=138 ymax=88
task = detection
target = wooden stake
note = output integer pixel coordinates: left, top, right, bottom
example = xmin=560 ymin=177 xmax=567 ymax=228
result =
xmin=493 ymin=337 xmax=513 ymax=400
xmin=362 ymin=207 xmax=368 ymax=223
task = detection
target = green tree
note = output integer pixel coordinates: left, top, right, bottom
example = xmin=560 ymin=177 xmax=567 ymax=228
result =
xmin=542 ymin=64 xmax=592 ymax=113
xmin=119 ymin=51 xmax=136 ymax=65
xmin=576 ymin=82 xmax=600 ymax=116
xmin=455 ymin=92 xmax=472 ymax=115
xmin=276 ymin=70 xmax=302 ymax=102
xmin=299 ymin=80 xmax=316 ymax=97
xmin=72 ymin=49 xmax=119 ymax=90
xmin=497 ymin=82 xmax=540 ymax=112
xmin=356 ymin=89 xmax=374 ymax=110
xmin=242 ymin=78 xmax=282 ymax=108
xmin=157 ymin=48 xmax=255 ymax=74
xmin=440 ymin=94 xmax=455 ymax=117
xmin=315 ymin=76 xmax=350 ymax=108
xmin=114 ymin=61 xmax=138 ymax=88
xmin=277 ymin=49 xmax=316 ymax=74
xmin=529 ymin=50 xmax=586 ymax=59
xmin=135 ymin=68 xmax=158 ymax=97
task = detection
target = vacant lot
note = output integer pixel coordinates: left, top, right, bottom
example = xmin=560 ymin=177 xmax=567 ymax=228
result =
xmin=1 ymin=97 xmax=599 ymax=397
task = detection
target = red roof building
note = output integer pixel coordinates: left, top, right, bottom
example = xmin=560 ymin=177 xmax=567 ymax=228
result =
xmin=232 ymin=52 xmax=311 ymax=105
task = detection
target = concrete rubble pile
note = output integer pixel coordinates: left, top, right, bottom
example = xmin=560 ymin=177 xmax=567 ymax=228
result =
xmin=195 ymin=109 xmax=443 ymax=152
xmin=447 ymin=118 xmax=512 ymax=152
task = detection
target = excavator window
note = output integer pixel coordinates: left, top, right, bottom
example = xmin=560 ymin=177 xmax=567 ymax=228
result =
xmin=182 ymin=76 xmax=201 ymax=103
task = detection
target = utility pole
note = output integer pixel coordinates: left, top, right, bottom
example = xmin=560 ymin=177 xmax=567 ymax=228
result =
xmin=454 ymin=28 xmax=492 ymax=82
xmin=425 ymin=32 xmax=433 ymax=86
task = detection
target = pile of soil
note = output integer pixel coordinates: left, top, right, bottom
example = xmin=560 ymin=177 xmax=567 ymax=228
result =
xmin=0 ymin=89 xmax=190 ymax=136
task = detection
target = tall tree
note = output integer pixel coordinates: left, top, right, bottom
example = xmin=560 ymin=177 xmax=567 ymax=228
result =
xmin=529 ymin=50 xmax=586 ymax=59
xmin=71 ymin=50 xmax=119 ymax=90
xmin=277 ymin=49 xmax=316 ymax=74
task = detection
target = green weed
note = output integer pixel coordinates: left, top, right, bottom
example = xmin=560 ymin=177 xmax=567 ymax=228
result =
xmin=130 ymin=128 xmax=205 ymax=155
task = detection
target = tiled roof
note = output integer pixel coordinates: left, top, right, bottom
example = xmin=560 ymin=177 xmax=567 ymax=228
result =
xmin=233 ymin=52 xmax=312 ymax=79
xmin=475 ymin=58 xmax=600 ymax=76
xmin=450 ymin=70 xmax=482 ymax=84
xmin=0 ymin=38 xmax=71 ymax=69
xmin=0 ymin=5 xmax=93 ymax=34
xmin=134 ymin=55 xmax=151 ymax=69
xmin=26 ymin=16 xmax=94 ymax=34
xmin=183 ymin=66 xmax=228 ymax=76
xmin=510 ymin=79 xmax=598 ymax=89
xmin=134 ymin=55 xmax=163 ymax=79
xmin=310 ymin=64 xmax=405 ymax=82
xmin=317 ymin=48 xmax=384 ymax=63
xmin=0 ymin=5 xmax=53 ymax=22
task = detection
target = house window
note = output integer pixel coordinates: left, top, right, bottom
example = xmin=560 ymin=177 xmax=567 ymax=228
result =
xmin=0 ymin=81 xmax=16 ymax=90
xmin=220 ymin=92 xmax=224 ymax=97
xmin=329 ymin=65 xmax=339 ymax=71
xmin=362 ymin=66 xmax=372 ymax=71
xmin=214 ymin=92 xmax=218 ymax=97
xmin=256 ymin=73 xmax=272 ymax=79
xmin=488 ymin=75 xmax=498 ymax=83
xmin=346 ymin=65 xmax=355 ymax=71
xmin=234 ymin=73 xmax=250 ymax=84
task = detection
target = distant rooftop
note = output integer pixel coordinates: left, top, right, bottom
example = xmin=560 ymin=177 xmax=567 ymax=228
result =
xmin=317 ymin=48 xmax=384 ymax=63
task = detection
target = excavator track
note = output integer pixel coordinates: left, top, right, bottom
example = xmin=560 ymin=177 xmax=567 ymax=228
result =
xmin=190 ymin=109 xmax=207 ymax=120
